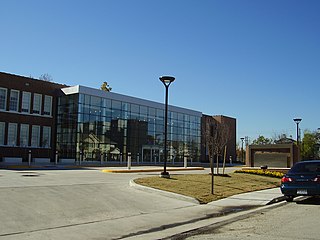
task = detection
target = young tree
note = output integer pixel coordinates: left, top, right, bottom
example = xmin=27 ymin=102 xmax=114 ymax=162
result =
xmin=39 ymin=73 xmax=53 ymax=82
xmin=252 ymin=135 xmax=273 ymax=145
xmin=101 ymin=81 xmax=112 ymax=92
xmin=203 ymin=117 xmax=216 ymax=194
xmin=212 ymin=122 xmax=230 ymax=175
xmin=203 ymin=116 xmax=231 ymax=194
xmin=301 ymin=130 xmax=319 ymax=159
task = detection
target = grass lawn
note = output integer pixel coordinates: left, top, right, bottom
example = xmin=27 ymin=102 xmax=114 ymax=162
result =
xmin=134 ymin=173 xmax=281 ymax=204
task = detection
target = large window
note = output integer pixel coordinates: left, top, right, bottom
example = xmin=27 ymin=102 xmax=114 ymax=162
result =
xmin=33 ymin=94 xmax=42 ymax=114
xmin=57 ymin=93 xmax=202 ymax=162
xmin=42 ymin=126 xmax=51 ymax=148
xmin=9 ymin=90 xmax=19 ymax=112
xmin=21 ymin=92 xmax=31 ymax=113
xmin=20 ymin=124 xmax=29 ymax=146
xmin=43 ymin=95 xmax=52 ymax=116
xmin=0 ymin=88 xmax=7 ymax=110
xmin=0 ymin=122 xmax=5 ymax=145
xmin=7 ymin=123 xmax=17 ymax=146
xmin=31 ymin=125 xmax=40 ymax=147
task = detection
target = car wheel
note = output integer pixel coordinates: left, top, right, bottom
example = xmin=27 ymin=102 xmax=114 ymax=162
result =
xmin=286 ymin=196 xmax=294 ymax=202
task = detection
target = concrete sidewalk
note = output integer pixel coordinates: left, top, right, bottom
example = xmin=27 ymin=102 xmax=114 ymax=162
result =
xmin=124 ymin=187 xmax=285 ymax=240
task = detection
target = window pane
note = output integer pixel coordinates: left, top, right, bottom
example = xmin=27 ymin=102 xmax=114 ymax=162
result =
xmin=43 ymin=95 xmax=52 ymax=115
xmin=21 ymin=92 xmax=31 ymax=113
xmin=31 ymin=125 xmax=40 ymax=147
xmin=33 ymin=94 xmax=42 ymax=114
xmin=8 ymin=123 xmax=17 ymax=146
xmin=112 ymin=100 xmax=122 ymax=110
xmin=0 ymin=122 xmax=5 ymax=145
xmin=9 ymin=90 xmax=19 ymax=111
xmin=42 ymin=126 xmax=51 ymax=148
xmin=140 ymin=106 xmax=147 ymax=115
xmin=20 ymin=124 xmax=29 ymax=146
xmin=131 ymin=104 xmax=139 ymax=113
xmin=0 ymin=88 xmax=7 ymax=110
xmin=90 ymin=96 xmax=101 ymax=107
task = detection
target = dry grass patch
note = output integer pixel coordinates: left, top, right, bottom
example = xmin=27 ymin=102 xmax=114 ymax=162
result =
xmin=134 ymin=173 xmax=281 ymax=204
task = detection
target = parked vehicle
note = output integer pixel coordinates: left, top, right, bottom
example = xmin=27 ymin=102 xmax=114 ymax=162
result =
xmin=280 ymin=160 xmax=320 ymax=202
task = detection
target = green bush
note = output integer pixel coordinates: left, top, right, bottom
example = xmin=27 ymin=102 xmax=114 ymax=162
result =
xmin=234 ymin=169 xmax=284 ymax=178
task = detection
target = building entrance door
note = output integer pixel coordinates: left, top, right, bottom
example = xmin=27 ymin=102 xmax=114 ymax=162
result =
xmin=142 ymin=146 xmax=162 ymax=164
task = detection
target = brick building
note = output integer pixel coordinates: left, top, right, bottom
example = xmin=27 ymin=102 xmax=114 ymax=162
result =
xmin=0 ymin=72 xmax=67 ymax=163
xmin=201 ymin=114 xmax=237 ymax=163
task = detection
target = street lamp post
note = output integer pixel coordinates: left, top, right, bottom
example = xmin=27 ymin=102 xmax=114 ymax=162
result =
xmin=240 ymin=137 xmax=244 ymax=163
xmin=159 ymin=76 xmax=175 ymax=178
xmin=293 ymin=118 xmax=302 ymax=145
xmin=293 ymin=118 xmax=302 ymax=161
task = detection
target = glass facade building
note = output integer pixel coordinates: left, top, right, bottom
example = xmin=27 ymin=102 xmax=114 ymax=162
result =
xmin=57 ymin=86 xmax=202 ymax=164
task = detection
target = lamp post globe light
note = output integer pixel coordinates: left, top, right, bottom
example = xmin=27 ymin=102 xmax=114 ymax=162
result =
xmin=159 ymin=76 xmax=175 ymax=178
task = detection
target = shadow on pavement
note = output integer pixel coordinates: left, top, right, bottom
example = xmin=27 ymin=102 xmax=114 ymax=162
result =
xmin=296 ymin=196 xmax=320 ymax=205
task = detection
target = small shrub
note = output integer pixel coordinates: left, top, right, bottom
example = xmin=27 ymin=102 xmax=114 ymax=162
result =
xmin=234 ymin=169 xmax=284 ymax=178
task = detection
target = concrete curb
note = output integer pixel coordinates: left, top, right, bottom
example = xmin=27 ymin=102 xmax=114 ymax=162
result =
xmin=102 ymin=167 xmax=204 ymax=173
xmin=158 ymin=201 xmax=288 ymax=240
xmin=129 ymin=179 xmax=201 ymax=204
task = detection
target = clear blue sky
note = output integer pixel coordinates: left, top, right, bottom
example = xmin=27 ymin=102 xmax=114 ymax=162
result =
xmin=1 ymin=0 xmax=319 ymax=143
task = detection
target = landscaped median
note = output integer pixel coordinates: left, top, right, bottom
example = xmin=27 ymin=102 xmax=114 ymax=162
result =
xmin=134 ymin=172 xmax=282 ymax=204
xmin=102 ymin=167 xmax=204 ymax=173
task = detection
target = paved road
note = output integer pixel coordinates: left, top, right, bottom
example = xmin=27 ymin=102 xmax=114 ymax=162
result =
xmin=0 ymin=166 xmax=267 ymax=240
xmin=184 ymin=196 xmax=320 ymax=240
xmin=0 ymin=168 xmax=199 ymax=239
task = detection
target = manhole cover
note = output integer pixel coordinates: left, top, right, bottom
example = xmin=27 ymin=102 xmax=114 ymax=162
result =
xmin=22 ymin=174 xmax=39 ymax=177
xmin=19 ymin=172 xmax=40 ymax=177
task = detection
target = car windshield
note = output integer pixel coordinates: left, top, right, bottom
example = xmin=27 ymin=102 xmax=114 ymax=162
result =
xmin=289 ymin=162 xmax=320 ymax=174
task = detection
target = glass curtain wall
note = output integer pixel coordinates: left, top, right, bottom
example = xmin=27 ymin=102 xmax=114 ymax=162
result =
xmin=57 ymin=93 xmax=201 ymax=163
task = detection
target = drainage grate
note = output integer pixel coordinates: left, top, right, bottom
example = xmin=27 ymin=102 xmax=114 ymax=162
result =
xmin=19 ymin=172 xmax=40 ymax=177
xmin=22 ymin=174 xmax=40 ymax=177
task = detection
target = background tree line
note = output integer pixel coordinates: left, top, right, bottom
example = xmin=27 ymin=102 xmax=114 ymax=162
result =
xmin=250 ymin=130 xmax=320 ymax=160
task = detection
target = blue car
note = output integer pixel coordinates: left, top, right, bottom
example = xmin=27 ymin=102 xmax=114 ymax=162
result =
xmin=281 ymin=160 xmax=320 ymax=202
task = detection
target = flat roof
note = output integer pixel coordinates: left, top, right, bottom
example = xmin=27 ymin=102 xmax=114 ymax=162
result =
xmin=62 ymin=85 xmax=202 ymax=117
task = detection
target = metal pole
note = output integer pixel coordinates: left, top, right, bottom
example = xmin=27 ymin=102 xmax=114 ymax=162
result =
xmin=163 ymin=85 xmax=169 ymax=176
xmin=55 ymin=150 xmax=58 ymax=165
xmin=28 ymin=150 xmax=32 ymax=166
xmin=296 ymin=122 xmax=299 ymax=146
xmin=241 ymin=138 xmax=244 ymax=163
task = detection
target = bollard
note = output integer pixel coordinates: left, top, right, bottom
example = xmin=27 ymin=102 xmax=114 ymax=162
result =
xmin=79 ymin=151 xmax=82 ymax=165
xmin=184 ymin=156 xmax=187 ymax=168
xmin=55 ymin=150 xmax=58 ymax=165
xmin=127 ymin=152 xmax=131 ymax=170
xmin=100 ymin=153 xmax=103 ymax=165
xmin=137 ymin=153 xmax=140 ymax=164
xmin=28 ymin=150 xmax=32 ymax=166
xmin=120 ymin=153 xmax=122 ymax=164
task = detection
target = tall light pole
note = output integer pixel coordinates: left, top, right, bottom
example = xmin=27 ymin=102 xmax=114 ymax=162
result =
xmin=293 ymin=118 xmax=302 ymax=161
xmin=159 ymin=76 xmax=175 ymax=178
xmin=293 ymin=118 xmax=302 ymax=145
xmin=240 ymin=137 xmax=244 ymax=163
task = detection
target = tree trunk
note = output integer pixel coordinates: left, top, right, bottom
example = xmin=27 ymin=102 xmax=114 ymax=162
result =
xmin=210 ymin=155 xmax=214 ymax=194
xmin=222 ymin=145 xmax=227 ymax=175
xmin=216 ymin=154 xmax=219 ymax=175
